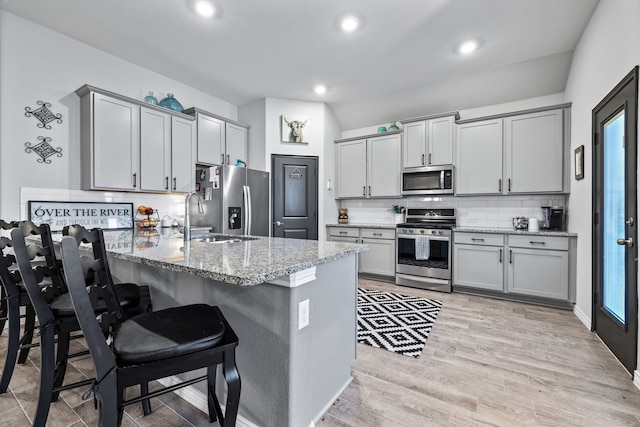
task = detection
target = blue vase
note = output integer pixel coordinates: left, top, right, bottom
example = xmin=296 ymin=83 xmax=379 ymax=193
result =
xmin=144 ymin=91 xmax=158 ymax=105
xmin=159 ymin=93 xmax=183 ymax=112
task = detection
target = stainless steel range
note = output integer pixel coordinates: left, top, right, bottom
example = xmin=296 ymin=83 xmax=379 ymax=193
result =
xmin=396 ymin=208 xmax=456 ymax=293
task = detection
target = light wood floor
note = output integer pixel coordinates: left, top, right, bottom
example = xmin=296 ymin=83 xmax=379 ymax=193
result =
xmin=2 ymin=278 xmax=640 ymax=426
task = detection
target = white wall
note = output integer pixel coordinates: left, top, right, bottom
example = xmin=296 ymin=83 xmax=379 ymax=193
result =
xmin=0 ymin=11 xmax=238 ymax=220
xmin=562 ymin=0 xmax=640 ymax=369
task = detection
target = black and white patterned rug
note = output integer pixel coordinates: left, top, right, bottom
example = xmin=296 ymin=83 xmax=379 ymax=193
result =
xmin=357 ymin=287 xmax=442 ymax=358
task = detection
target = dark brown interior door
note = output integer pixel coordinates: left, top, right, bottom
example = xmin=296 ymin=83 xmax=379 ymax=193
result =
xmin=592 ymin=66 xmax=638 ymax=374
xmin=271 ymin=155 xmax=318 ymax=239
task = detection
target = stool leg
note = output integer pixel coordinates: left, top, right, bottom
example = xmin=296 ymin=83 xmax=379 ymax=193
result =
xmin=0 ymin=297 xmax=20 ymax=393
xmin=206 ymin=365 xmax=219 ymax=423
xmin=96 ymin=371 xmax=119 ymax=427
xmin=33 ymin=327 xmax=55 ymax=427
xmin=222 ymin=349 xmax=241 ymax=427
xmin=0 ymin=287 xmax=7 ymax=334
xmin=17 ymin=304 xmax=36 ymax=364
xmin=140 ymin=383 xmax=151 ymax=416
xmin=51 ymin=331 xmax=70 ymax=402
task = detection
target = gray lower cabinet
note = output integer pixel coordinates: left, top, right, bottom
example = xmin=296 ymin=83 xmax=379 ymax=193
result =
xmin=327 ymin=227 xmax=395 ymax=277
xmin=454 ymin=231 xmax=575 ymax=304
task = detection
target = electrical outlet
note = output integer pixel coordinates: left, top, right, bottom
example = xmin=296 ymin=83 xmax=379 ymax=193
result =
xmin=468 ymin=217 xmax=479 ymax=224
xmin=298 ymin=299 xmax=309 ymax=330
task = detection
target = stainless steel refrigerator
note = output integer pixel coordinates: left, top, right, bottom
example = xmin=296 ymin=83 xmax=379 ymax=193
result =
xmin=191 ymin=165 xmax=270 ymax=236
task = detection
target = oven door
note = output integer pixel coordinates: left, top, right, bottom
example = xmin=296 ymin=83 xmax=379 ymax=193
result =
xmin=396 ymin=231 xmax=451 ymax=281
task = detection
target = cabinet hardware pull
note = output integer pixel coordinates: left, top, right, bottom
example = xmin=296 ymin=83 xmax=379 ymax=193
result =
xmin=221 ymin=154 xmax=225 ymax=164
xmin=509 ymin=249 xmax=512 ymax=264
xmin=529 ymin=241 xmax=546 ymax=245
xmin=165 ymin=177 xmax=169 ymax=190
xmin=368 ymin=186 xmax=371 ymax=196
xmin=374 ymin=233 xmax=382 ymax=236
xmin=133 ymin=173 xmax=137 ymax=188
xmin=422 ymin=154 xmax=425 ymax=165
xmin=339 ymin=231 xmax=347 ymax=235
xmin=363 ymin=186 xmax=366 ymax=196
xmin=471 ymin=238 xmax=485 ymax=242
xmin=173 ymin=177 xmax=177 ymax=191
xmin=498 ymin=179 xmax=502 ymax=192
xmin=429 ymin=153 xmax=432 ymax=165
xmin=508 ymin=178 xmax=511 ymax=192
xmin=499 ymin=249 xmax=503 ymax=263
xmin=227 ymin=154 xmax=230 ymax=164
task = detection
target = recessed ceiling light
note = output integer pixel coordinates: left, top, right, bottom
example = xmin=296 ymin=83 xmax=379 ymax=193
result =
xmin=314 ymin=85 xmax=327 ymax=95
xmin=341 ymin=16 xmax=359 ymax=33
xmin=459 ymin=40 xmax=478 ymax=54
xmin=193 ymin=0 xmax=215 ymax=18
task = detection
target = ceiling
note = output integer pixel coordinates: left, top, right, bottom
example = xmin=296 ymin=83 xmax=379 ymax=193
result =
xmin=0 ymin=0 xmax=599 ymax=129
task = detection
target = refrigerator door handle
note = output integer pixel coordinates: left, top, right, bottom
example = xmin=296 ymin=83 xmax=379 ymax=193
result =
xmin=243 ymin=185 xmax=252 ymax=235
xmin=247 ymin=185 xmax=252 ymax=235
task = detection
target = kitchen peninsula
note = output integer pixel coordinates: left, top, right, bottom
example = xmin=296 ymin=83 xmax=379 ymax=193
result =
xmin=102 ymin=230 xmax=366 ymax=427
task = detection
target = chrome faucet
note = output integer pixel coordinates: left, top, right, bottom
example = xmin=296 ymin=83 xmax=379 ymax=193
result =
xmin=184 ymin=191 xmax=204 ymax=241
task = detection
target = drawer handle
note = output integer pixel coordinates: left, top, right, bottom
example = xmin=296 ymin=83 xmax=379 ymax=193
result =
xmin=373 ymin=233 xmax=382 ymax=236
xmin=499 ymin=248 xmax=502 ymax=263
xmin=529 ymin=241 xmax=547 ymax=245
xmin=471 ymin=238 xmax=485 ymax=242
xmin=339 ymin=231 xmax=347 ymax=235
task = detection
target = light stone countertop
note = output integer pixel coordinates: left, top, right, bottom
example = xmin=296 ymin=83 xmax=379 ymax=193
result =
xmin=326 ymin=223 xmax=397 ymax=229
xmin=454 ymin=226 xmax=577 ymax=237
xmin=57 ymin=229 xmax=367 ymax=287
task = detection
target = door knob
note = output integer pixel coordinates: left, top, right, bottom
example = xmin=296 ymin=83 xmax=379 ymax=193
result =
xmin=627 ymin=217 xmax=634 ymax=226
xmin=274 ymin=221 xmax=284 ymax=227
xmin=617 ymin=237 xmax=634 ymax=248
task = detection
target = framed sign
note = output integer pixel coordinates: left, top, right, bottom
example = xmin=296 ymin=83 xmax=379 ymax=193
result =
xmin=575 ymin=145 xmax=584 ymax=180
xmin=28 ymin=201 xmax=134 ymax=231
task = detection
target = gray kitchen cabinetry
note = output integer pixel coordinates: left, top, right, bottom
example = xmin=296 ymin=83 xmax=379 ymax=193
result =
xmin=77 ymin=85 xmax=197 ymax=193
xmin=401 ymin=113 xmax=458 ymax=168
xmin=327 ymin=226 xmax=396 ymax=277
xmin=455 ymin=105 xmax=569 ymax=195
xmin=453 ymin=233 xmax=504 ymax=291
xmin=184 ymin=108 xmax=248 ymax=167
xmin=454 ymin=231 xmax=575 ymax=306
xmin=335 ymin=132 xmax=402 ymax=199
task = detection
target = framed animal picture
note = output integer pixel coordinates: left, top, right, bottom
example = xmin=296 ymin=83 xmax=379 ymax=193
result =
xmin=281 ymin=115 xmax=309 ymax=143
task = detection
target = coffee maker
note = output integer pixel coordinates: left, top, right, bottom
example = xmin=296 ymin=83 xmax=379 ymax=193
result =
xmin=541 ymin=206 xmax=565 ymax=230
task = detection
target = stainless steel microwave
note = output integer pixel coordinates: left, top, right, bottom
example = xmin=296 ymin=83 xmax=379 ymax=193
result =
xmin=401 ymin=165 xmax=454 ymax=195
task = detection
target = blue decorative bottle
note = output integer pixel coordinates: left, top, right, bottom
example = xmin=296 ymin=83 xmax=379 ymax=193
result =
xmin=144 ymin=91 xmax=158 ymax=105
xmin=159 ymin=93 xmax=183 ymax=112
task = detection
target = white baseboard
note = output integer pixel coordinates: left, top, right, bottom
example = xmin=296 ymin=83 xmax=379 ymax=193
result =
xmin=573 ymin=304 xmax=591 ymax=329
xmin=634 ymin=371 xmax=640 ymax=391
xmin=311 ymin=376 xmax=353 ymax=426
xmin=157 ymin=376 xmax=259 ymax=427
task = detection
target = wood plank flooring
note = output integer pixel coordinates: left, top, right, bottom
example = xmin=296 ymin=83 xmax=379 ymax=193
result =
xmin=1 ymin=278 xmax=640 ymax=426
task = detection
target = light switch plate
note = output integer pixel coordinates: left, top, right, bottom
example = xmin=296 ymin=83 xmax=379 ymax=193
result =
xmin=298 ymin=299 xmax=309 ymax=330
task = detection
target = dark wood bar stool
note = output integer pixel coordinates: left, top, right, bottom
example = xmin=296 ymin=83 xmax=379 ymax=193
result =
xmin=8 ymin=222 xmax=152 ymax=426
xmin=59 ymin=232 xmax=241 ymax=426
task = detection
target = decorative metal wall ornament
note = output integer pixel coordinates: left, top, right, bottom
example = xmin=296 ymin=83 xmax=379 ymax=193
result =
xmin=25 ymin=101 xmax=63 ymax=129
xmin=25 ymin=136 xmax=63 ymax=164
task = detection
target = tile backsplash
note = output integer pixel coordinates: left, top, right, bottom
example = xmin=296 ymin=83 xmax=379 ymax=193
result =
xmin=338 ymin=194 xmax=568 ymax=228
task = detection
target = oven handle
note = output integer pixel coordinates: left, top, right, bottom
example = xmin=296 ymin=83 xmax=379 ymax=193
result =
xmin=396 ymin=234 xmax=450 ymax=242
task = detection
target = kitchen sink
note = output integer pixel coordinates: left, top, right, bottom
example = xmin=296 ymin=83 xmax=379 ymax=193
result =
xmin=190 ymin=234 xmax=258 ymax=243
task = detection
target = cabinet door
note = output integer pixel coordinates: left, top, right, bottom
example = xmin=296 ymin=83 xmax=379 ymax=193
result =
xmin=456 ymin=119 xmax=503 ymax=195
xmin=92 ymin=93 xmax=140 ymax=190
xmin=361 ymin=238 xmax=396 ymax=277
xmin=428 ymin=116 xmax=455 ymax=165
xmin=368 ymin=134 xmax=401 ymax=197
xmin=507 ymin=248 xmax=569 ymax=300
xmin=140 ymin=108 xmax=171 ymax=192
xmin=335 ymin=140 xmax=367 ymax=198
xmin=402 ymin=121 xmax=427 ymax=168
xmin=505 ymin=110 xmax=564 ymax=193
xmin=197 ymin=114 xmax=225 ymax=165
xmin=453 ymin=244 xmax=504 ymax=291
xmin=225 ymin=123 xmax=248 ymax=166
xmin=171 ymin=116 xmax=196 ymax=193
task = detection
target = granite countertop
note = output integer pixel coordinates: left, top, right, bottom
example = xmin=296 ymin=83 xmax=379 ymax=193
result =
xmin=454 ymin=226 xmax=577 ymax=237
xmin=60 ymin=229 xmax=367 ymax=287
xmin=326 ymin=223 xmax=397 ymax=229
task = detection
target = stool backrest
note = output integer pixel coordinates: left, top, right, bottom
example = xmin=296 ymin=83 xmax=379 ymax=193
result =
xmin=0 ymin=220 xmax=21 ymax=301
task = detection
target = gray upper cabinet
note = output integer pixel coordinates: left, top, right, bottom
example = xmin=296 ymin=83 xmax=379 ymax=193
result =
xmin=505 ymin=109 xmax=564 ymax=193
xmin=402 ymin=114 xmax=457 ymax=168
xmin=76 ymin=85 xmax=195 ymax=193
xmin=456 ymin=106 xmax=569 ymax=195
xmin=335 ymin=133 xmax=401 ymax=199
xmin=79 ymin=90 xmax=140 ymax=191
xmin=185 ymin=108 xmax=249 ymax=167
xmin=456 ymin=119 xmax=503 ymax=195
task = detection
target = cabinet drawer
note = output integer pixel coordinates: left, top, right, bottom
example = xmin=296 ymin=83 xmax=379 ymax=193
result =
xmin=508 ymin=235 xmax=568 ymax=251
xmin=328 ymin=227 xmax=360 ymax=238
xmin=454 ymin=232 xmax=504 ymax=246
xmin=361 ymin=228 xmax=395 ymax=240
